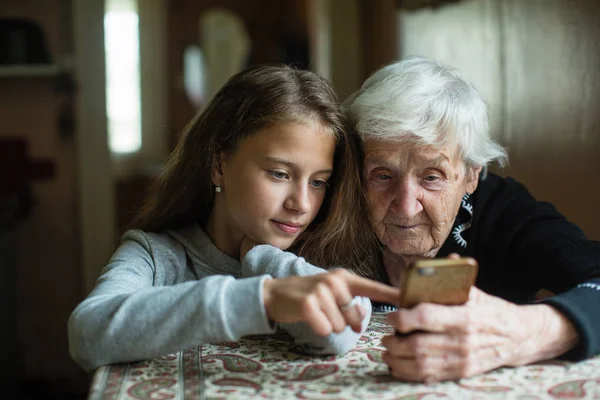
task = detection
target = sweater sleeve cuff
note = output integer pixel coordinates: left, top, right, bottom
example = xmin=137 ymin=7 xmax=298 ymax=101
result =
xmin=243 ymin=245 xmax=283 ymax=276
xmin=224 ymin=275 xmax=277 ymax=338
xmin=539 ymin=281 xmax=600 ymax=361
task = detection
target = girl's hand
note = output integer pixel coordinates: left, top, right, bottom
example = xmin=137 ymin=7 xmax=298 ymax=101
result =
xmin=263 ymin=269 xmax=400 ymax=335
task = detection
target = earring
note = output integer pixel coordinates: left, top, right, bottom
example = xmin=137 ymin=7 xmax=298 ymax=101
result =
xmin=215 ymin=183 xmax=221 ymax=193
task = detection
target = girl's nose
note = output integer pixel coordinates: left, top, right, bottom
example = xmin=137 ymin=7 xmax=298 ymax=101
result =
xmin=285 ymin=185 xmax=311 ymax=214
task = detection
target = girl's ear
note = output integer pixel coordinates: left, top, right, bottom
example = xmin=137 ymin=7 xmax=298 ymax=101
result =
xmin=211 ymin=152 xmax=226 ymax=185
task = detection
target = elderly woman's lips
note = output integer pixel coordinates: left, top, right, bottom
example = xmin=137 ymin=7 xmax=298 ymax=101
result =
xmin=396 ymin=224 xmax=420 ymax=229
xmin=385 ymin=222 xmax=423 ymax=230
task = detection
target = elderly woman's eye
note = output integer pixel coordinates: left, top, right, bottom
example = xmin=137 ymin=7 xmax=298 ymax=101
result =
xmin=424 ymin=175 xmax=440 ymax=182
xmin=377 ymin=174 xmax=392 ymax=180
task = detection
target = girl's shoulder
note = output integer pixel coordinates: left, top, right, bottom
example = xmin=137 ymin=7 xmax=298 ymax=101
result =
xmin=116 ymin=224 xmax=203 ymax=283
xmin=121 ymin=228 xmax=181 ymax=251
xmin=120 ymin=225 xmax=199 ymax=263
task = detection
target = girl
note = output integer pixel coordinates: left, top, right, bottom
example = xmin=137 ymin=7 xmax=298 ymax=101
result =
xmin=68 ymin=65 xmax=399 ymax=371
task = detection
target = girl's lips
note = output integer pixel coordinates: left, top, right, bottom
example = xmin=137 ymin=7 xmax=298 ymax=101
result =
xmin=272 ymin=221 xmax=302 ymax=235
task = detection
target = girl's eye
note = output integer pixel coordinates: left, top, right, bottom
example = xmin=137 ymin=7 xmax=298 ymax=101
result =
xmin=310 ymin=180 xmax=328 ymax=189
xmin=269 ymin=171 xmax=289 ymax=180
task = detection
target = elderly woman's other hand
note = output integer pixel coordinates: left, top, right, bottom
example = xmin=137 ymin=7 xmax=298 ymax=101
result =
xmin=381 ymin=287 xmax=579 ymax=382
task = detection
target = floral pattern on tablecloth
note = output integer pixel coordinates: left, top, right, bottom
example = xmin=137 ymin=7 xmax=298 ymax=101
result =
xmin=88 ymin=314 xmax=600 ymax=400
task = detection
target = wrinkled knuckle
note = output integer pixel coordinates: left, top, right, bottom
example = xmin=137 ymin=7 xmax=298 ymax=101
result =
xmin=413 ymin=303 xmax=428 ymax=314
xmin=456 ymin=346 xmax=469 ymax=358
xmin=459 ymin=356 xmax=476 ymax=378
xmin=458 ymin=334 xmax=476 ymax=356
xmin=394 ymin=323 xmax=406 ymax=333
xmin=394 ymin=316 xmax=409 ymax=333
xmin=414 ymin=304 xmax=432 ymax=326
xmin=409 ymin=335 xmax=425 ymax=355
xmin=463 ymin=311 xmax=477 ymax=334
xmin=414 ymin=355 xmax=431 ymax=378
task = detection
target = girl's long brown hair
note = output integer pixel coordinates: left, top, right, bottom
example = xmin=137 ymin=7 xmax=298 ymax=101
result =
xmin=295 ymin=132 xmax=386 ymax=282
xmin=132 ymin=64 xmax=383 ymax=278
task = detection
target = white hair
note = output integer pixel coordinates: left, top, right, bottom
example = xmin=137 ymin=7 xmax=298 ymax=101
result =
xmin=343 ymin=55 xmax=508 ymax=171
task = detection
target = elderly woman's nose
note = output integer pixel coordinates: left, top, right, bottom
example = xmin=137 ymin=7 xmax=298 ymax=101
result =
xmin=391 ymin=178 xmax=423 ymax=217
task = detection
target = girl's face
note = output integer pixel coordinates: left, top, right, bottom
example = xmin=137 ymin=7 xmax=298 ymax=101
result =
xmin=210 ymin=120 xmax=336 ymax=257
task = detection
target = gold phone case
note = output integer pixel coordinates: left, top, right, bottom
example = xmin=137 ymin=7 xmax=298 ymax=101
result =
xmin=398 ymin=258 xmax=478 ymax=308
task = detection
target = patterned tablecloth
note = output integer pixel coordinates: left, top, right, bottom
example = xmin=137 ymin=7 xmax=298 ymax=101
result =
xmin=89 ymin=314 xmax=600 ymax=399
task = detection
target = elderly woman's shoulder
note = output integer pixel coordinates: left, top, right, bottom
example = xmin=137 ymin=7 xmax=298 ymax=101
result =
xmin=473 ymin=172 xmax=576 ymax=232
xmin=477 ymin=172 xmax=535 ymax=200
xmin=472 ymin=172 xmax=559 ymax=223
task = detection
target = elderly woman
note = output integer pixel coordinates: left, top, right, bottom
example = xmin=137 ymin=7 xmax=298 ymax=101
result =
xmin=343 ymin=56 xmax=600 ymax=382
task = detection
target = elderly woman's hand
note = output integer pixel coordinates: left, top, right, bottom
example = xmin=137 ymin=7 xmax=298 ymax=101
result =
xmin=381 ymin=287 xmax=579 ymax=382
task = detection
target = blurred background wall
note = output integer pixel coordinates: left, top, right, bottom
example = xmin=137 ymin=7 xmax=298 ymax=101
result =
xmin=0 ymin=0 xmax=598 ymax=397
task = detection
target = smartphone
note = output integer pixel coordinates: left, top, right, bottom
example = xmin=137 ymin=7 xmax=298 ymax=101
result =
xmin=398 ymin=257 xmax=478 ymax=309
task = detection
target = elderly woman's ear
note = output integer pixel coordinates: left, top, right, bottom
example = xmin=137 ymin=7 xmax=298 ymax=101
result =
xmin=465 ymin=165 xmax=483 ymax=195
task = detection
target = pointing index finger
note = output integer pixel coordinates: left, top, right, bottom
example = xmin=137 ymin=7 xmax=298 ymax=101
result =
xmin=345 ymin=273 xmax=400 ymax=305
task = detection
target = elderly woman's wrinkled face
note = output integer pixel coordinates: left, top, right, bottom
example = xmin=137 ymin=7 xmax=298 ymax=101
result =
xmin=363 ymin=139 xmax=481 ymax=258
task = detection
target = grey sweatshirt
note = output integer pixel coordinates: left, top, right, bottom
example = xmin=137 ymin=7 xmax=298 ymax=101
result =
xmin=68 ymin=224 xmax=371 ymax=371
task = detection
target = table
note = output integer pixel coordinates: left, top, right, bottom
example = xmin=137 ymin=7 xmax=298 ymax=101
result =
xmin=88 ymin=314 xmax=600 ymax=399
